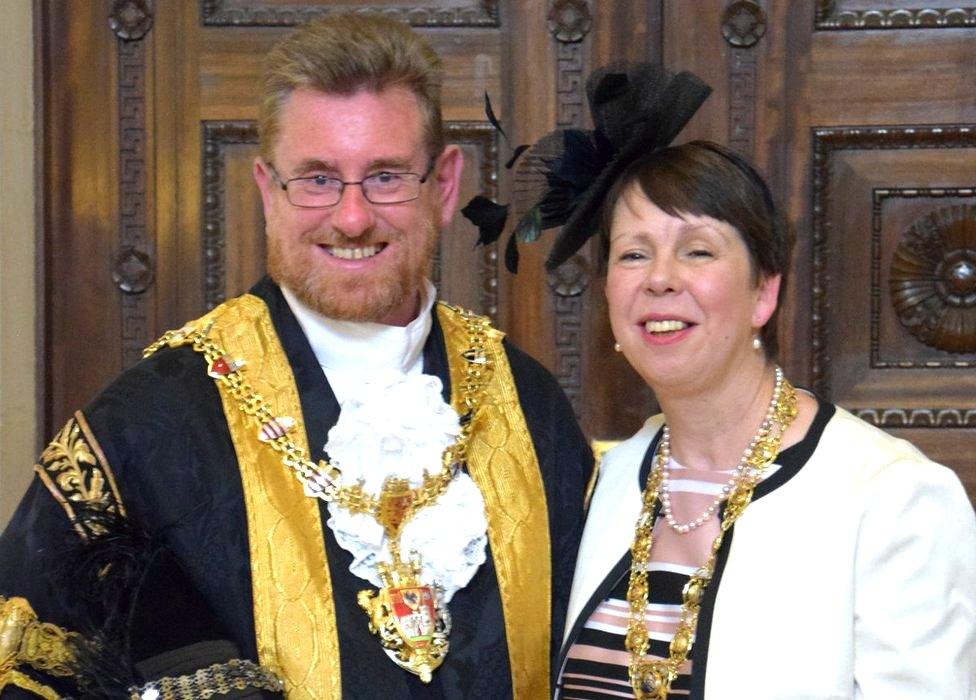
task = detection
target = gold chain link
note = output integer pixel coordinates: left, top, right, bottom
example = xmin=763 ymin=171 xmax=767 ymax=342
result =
xmin=626 ymin=372 xmax=798 ymax=698
xmin=144 ymin=306 xmax=494 ymax=519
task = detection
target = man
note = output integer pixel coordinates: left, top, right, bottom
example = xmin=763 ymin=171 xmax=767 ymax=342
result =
xmin=0 ymin=14 xmax=591 ymax=699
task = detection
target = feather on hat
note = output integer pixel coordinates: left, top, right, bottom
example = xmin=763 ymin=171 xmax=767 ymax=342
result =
xmin=462 ymin=62 xmax=711 ymax=272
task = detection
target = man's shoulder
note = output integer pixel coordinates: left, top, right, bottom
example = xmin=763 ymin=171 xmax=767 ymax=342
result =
xmin=86 ymin=293 xmax=273 ymax=419
xmin=500 ymin=338 xmax=563 ymax=393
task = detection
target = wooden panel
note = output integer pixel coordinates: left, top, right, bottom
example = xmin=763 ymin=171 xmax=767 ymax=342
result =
xmin=793 ymin=0 xmax=976 ymax=500
xmin=43 ymin=0 xmax=123 ymax=432
xmin=38 ymin=0 xmax=976 ymax=504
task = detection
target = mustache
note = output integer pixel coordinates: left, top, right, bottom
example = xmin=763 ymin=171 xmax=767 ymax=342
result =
xmin=304 ymin=230 xmax=397 ymax=247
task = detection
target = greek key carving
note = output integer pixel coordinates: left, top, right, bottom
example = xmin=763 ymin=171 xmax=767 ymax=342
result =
xmin=728 ymin=48 xmax=757 ymax=154
xmin=553 ymin=295 xmax=583 ymax=409
xmin=117 ymin=36 xmax=153 ymax=367
xmin=551 ymin=33 xmax=587 ymax=417
xmin=556 ymin=42 xmax=585 ymax=128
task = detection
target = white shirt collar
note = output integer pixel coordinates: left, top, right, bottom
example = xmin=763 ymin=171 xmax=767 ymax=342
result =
xmin=280 ymin=280 xmax=436 ymax=377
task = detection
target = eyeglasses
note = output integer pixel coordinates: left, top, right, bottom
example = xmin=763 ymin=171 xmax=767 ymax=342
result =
xmin=268 ymin=160 xmax=435 ymax=208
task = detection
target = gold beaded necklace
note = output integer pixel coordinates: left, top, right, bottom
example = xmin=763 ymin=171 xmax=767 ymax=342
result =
xmin=625 ymin=367 xmax=798 ymax=698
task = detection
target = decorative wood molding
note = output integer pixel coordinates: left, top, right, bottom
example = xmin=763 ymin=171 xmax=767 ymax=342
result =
xmin=722 ymin=0 xmax=766 ymax=47
xmin=555 ymin=42 xmax=586 ymax=128
xmin=874 ymin=188 xmax=976 ymax=360
xmin=547 ymin=0 xmax=592 ymax=43
xmin=854 ymin=407 xmax=976 ymax=428
xmin=815 ymin=1 xmax=976 ymax=30
xmin=551 ymin=37 xmax=588 ymax=416
xmin=110 ymin=0 xmax=154 ymax=40
xmin=117 ymin=37 xmax=153 ymax=367
xmin=445 ymin=123 xmax=501 ymax=321
xmin=200 ymin=121 xmax=500 ymax=319
xmin=728 ymin=48 xmax=757 ymax=155
xmin=202 ymin=122 xmax=255 ymax=311
xmin=811 ymin=125 xmax=976 ymax=395
xmin=200 ymin=0 xmax=499 ymax=27
xmin=547 ymin=254 xmax=589 ymax=298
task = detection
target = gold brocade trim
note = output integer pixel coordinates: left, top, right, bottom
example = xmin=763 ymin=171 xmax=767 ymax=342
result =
xmin=0 ymin=596 xmax=78 ymax=699
xmin=34 ymin=411 xmax=125 ymax=540
xmin=437 ymin=303 xmax=552 ymax=699
xmin=150 ymin=295 xmax=341 ymax=699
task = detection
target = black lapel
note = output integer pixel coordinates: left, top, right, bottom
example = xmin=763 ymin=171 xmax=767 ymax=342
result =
xmin=423 ymin=303 xmax=452 ymax=402
xmin=556 ymin=430 xmax=663 ymax=669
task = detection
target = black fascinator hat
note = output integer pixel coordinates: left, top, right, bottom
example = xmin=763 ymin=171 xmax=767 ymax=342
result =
xmin=462 ymin=63 xmax=711 ymax=272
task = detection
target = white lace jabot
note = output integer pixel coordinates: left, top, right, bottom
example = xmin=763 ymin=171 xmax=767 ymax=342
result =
xmin=280 ymin=282 xmax=489 ymax=601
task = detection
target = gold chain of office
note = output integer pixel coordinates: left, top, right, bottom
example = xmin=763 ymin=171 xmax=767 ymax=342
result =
xmin=625 ymin=372 xmax=798 ymax=699
xmin=143 ymin=307 xmax=494 ymax=521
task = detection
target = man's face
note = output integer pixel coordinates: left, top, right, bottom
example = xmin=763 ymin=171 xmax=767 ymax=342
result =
xmin=254 ymin=86 xmax=462 ymax=326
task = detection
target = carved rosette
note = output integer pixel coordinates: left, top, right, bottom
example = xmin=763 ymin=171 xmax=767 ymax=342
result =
xmin=109 ymin=0 xmax=153 ymax=40
xmin=547 ymin=254 xmax=589 ymax=297
xmin=721 ymin=0 xmax=766 ymax=48
xmin=889 ymin=206 xmax=976 ymax=353
xmin=547 ymin=0 xmax=592 ymax=43
xmin=112 ymin=246 xmax=155 ymax=294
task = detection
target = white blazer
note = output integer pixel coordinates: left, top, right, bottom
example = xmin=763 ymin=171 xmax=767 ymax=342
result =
xmin=564 ymin=405 xmax=976 ymax=699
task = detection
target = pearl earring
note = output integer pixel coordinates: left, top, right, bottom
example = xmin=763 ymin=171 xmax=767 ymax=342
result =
xmin=614 ymin=342 xmax=622 ymax=352
xmin=752 ymin=336 xmax=762 ymax=351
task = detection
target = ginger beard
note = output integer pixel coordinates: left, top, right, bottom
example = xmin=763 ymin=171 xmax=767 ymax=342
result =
xmin=265 ymin=215 xmax=440 ymax=323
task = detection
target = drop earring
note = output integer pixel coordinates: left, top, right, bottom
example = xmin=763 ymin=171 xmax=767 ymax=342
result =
xmin=752 ymin=336 xmax=762 ymax=351
xmin=614 ymin=342 xmax=622 ymax=353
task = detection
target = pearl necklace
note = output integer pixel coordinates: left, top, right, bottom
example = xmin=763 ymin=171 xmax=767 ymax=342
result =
xmin=659 ymin=367 xmax=785 ymax=534
xmin=626 ymin=368 xmax=798 ymax=698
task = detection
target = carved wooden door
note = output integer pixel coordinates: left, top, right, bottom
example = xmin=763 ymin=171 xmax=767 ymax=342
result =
xmin=42 ymin=0 xmax=976 ymax=500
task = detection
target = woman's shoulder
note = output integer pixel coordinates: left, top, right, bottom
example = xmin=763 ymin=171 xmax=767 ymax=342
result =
xmin=816 ymin=404 xmax=967 ymax=497
xmin=601 ymin=414 xmax=665 ymax=474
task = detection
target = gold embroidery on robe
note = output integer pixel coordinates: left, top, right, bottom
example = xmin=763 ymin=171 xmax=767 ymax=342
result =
xmin=153 ymin=295 xmax=550 ymax=697
xmin=0 ymin=596 xmax=78 ymax=700
xmin=34 ymin=412 xmax=125 ymax=540
xmin=156 ymin=295 xmax=341 ymax=699
xmin=438 ymin=303 xmax=552 ymax=699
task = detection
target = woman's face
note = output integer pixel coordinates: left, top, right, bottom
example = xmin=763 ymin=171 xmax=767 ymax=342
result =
xmin=605 ymin=185 xmax=780 ymax=395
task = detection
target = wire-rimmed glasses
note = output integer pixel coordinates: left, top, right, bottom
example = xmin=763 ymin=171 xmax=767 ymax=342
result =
xmin=269 ymin=160 xmax=435 ymax=208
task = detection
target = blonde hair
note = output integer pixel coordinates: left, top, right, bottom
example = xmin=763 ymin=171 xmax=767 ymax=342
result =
xmin=258 ymin=13 xmax=445 ymax=163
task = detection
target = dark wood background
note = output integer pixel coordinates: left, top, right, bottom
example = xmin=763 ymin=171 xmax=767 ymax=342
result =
xmin=40 ymin=0 xmax=976 ymax=501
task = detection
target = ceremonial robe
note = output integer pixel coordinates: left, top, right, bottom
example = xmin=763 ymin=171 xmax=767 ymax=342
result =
xmin=0 ymin=278 xmax=592 ymax=699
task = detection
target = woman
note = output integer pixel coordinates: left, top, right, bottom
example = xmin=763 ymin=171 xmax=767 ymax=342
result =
xmin=508 ymin=65 xmax=976 ymax=698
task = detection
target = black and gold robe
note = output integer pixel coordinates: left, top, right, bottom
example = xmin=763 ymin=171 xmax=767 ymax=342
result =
xmin=0 ymin=278 xmax=592 ymax=699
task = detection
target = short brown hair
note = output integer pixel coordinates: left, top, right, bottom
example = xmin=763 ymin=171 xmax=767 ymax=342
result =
xmin=600 ymin=141 xmax=794 ymax=358
xmin=258 ymin=13 xmax=445 ymax=163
